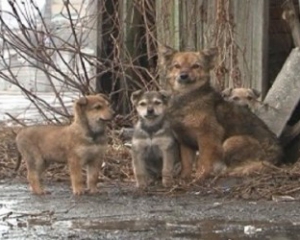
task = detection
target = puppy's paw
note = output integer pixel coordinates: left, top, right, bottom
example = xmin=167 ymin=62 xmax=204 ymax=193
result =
xmin=30 ymin=186 xmax=50 ymax=195
xmin=135 ymin=175 xmax=150 ymax=190
xmin=72 ymin=187 xmax=86 ymax=195
xmin=162 ymin=177 xmax=174 ymax=188
xmin=32 ymin=190 xmax=51 ymax=195
xmin=87 ymin=187 xmax=99 ymax=194
xmin=194 ymin=168 xmax=210 ymax=182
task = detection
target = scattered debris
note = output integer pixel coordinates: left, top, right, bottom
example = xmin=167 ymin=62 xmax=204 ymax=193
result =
xmin=272 ymin=195 xmax=296 ymax=202
xmin=1 ymin=126 xmax=300 ymax=200
xmin=244 ymin=225 xmax=262 ymax=235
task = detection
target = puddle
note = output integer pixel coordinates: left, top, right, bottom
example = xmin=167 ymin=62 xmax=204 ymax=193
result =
xmin=3 ymin=217 xmax=299 ymax=240
xmin=1 ymin=184 xmax=300 ymax=239
xmin=65 ymin=219 xmax=300 ymax=239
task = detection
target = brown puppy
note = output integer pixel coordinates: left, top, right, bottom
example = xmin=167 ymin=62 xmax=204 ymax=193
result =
xmin=15 ymin=94 xmax=114 ymax=195
xmin=159 ymin=45 xmax=282 ymax=180
xmin=131 ymin=90 xmax=180 ymax=188
xmin=222 ymin=87 xmax=261 ymax=112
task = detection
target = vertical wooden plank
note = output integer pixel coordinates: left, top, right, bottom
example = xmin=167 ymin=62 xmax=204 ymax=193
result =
xmin=156 ymin=0 xmax=180 ymax=48
xmin=120 ymin=0 xmax=141 ymax=58
xmin=180 ymin=0 xmax=197 ymax=50
xmin=195 ymin=0 xmax=218 ymax=86
xmin=195 ymin=0 xmax=215 ymax=50
xmin=156 ymin=0 xmax=180 ymax=87
xmin=232 ymin=0 xmax=269 ymax=96
xmin=252 ymin=0 xmax=269 ymax=97
xmin=195 ymin=0 xmax=205 ymax=50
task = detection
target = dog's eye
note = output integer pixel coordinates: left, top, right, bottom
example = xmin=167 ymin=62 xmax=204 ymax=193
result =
xmin=173 ymin=63 xmax=181 ymax=69
xmin=192 ymin=64 xmax=200 ymax=69
xmin=247 ymin=96 xmax=253 ymax=101
xmin=94 ymin=105 xmax=102 ymax=110
xmin=139 ymin=102 xmax=146 ymax=107
xmin=232 ymin=96 xmax=239 ymax=101
xmin=154 ymin=101 xmax=162 ymax=105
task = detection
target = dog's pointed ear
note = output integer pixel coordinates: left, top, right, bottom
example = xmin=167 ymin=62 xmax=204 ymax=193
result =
xmin=221 ymin=87 xmax=233 ymax=98
xmin=200 ymin=47 xmax=218 ymax=70
xmin=159 ymin=90 xmax=172 ymax=103
xmin=131 ymin=90 xmax=144 ymax=106
xmin=249 ymin=88 xmax=261 ymax=98
xmin=97 ymin=93 xmax=110 ymax=102
xmin=158 ymin=44 xmax=177 ymax=66
xmin=76 ymin=96 xmax=88 ymax=106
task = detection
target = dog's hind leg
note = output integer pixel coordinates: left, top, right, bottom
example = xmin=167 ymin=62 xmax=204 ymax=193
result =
xmin=25 ymin=153 xmax=47 ymax=195
xmin=223 ymin=135 xmax=267 ymax=176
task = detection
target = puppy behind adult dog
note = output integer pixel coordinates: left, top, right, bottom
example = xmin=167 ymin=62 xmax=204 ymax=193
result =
xmin=15 ymin=94 xmax=114 ymax=195
xmin=130 ymin=90 xmax=180 ymax=188
xmin=159 ymin=45 xmax=283 ymax=180
xmin=222 ymin=87 xmax=261 ymax=111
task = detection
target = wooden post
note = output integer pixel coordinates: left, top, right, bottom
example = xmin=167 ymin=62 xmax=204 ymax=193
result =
xmin=156 ymin=0 xmax=180 ymax=88
xmin=279 ymin=0 xmax=300 ymax=144
xmin=232 ymin=0 xmax=269 ymax=96
xmin=282 ymin=0 xmax=300 ymax=47
xmin=255 ymin=47 xmax=300 ymax=137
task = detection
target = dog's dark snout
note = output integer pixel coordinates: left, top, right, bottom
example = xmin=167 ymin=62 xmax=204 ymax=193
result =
xmin=180 ymin=72 xmax=188 ymax=80
xmin=147 ymin=108 xmax=154 ymax=114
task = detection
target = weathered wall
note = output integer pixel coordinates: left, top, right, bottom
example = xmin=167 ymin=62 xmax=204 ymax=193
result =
xmin=156 ymin=0 xmax=269 ymax=94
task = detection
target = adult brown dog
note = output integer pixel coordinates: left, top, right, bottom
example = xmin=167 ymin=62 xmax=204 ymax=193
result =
xmin=15 ymin=94 xmax=114 ymax=195
xmin=160 ymin=46 xmax=283 ymax=180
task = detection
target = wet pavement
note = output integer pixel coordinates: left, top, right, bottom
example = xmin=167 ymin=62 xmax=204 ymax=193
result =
xmin=1 ymin=180 xmax=300 ymax=239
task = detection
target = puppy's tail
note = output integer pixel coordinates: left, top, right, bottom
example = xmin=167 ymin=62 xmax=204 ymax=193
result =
xmin=15 ymin=151 xmax=22 ymax=172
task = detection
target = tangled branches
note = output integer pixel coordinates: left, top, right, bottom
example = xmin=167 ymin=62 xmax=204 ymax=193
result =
xmin=0 ymin=0 xmax=246 ymax=126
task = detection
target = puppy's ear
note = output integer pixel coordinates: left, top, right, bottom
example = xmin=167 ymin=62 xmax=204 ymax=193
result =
xmin=159 ymin=90 xmax=172 ymax=103
xmin=200 ymin=47 xmax=218 ymax=70
xmin=158 ymin=44 xmax=177 ymax=66
xmin=76 ymin=96 xmax=88 ymax=106
xmin=221 ymin=87 xmax=233 ymax=98
xmin=97 ymin=93 xmax=110 ymax=102
xmin=249 ymin=88 xmax=261 ymax=98
xmin=131 ymin=90 xmax=144 ymax=106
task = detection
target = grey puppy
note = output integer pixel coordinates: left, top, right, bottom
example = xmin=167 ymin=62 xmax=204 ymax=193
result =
xmin=130 ymin=90 xmax=180 ymax=188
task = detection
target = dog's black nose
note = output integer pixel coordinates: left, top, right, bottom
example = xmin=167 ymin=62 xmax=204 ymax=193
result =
xmin=147 ymin=108 xmax=154 ymax=114
xmin=180 ymin=72 xmax=188 ymax=80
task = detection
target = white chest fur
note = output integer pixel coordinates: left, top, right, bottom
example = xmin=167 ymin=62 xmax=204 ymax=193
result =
xmin=132 ymin=133 xmax=174 ymax=151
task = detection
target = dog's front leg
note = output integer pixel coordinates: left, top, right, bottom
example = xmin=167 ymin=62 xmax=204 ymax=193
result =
xmin=86 ymin=159 xmax=102 ymax=194
xmin=132 ymin=152 xmax=149 ymax=189
xmin=179 ymin=144 xmax=195 ymax=180
xmin=68 ymin=156 xmax=85 ymax=195
xmin=196 ymin=122 xmax=224 ymax=180
xmin=161 ymin=148 xmax=176 ymax=187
